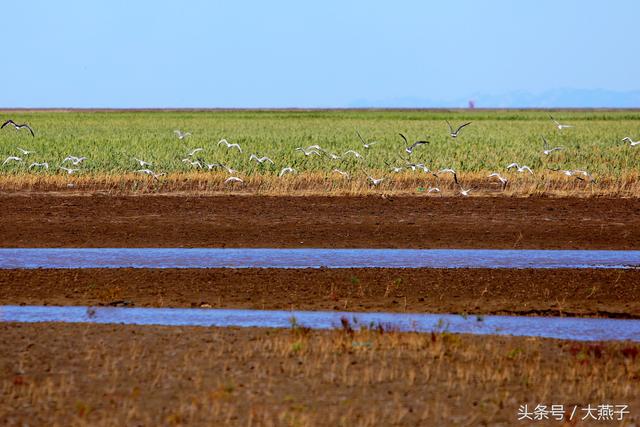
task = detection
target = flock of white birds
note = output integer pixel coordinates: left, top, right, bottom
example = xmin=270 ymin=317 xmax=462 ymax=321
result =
xmin=1 ymin=116 xmax=639 ymax=195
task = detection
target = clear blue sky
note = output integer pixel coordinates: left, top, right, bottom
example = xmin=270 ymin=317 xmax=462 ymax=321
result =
xmin=2 ymin=0 xmax=639 ymax=108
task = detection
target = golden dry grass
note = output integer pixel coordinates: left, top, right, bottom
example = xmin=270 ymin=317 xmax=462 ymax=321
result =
xmin=1 ymin=322 xmax=639 ymax=426
xmin=1 ymin=170 xmax=640 ymax=197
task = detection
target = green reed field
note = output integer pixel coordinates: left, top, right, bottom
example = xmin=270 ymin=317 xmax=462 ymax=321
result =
xmin=0 ymin=110 xmax=638 ymax=194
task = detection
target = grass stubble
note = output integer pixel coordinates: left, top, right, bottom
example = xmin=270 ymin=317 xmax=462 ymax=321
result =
xmin=1 ymin=322 xmax=639 ymax=426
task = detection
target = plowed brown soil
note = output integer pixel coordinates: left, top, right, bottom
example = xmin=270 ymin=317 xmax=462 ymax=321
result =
xmin=1 ymin=193 xmax=639 ymax=248
xmin=2 ymin=268 xmax=639 ymax=318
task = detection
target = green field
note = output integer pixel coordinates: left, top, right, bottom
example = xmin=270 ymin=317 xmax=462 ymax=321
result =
xmin=0 ymin=110 xmax=638 ymax=183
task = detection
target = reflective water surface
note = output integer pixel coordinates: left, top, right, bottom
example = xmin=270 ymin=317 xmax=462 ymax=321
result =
xmin=0 ymin=248 xmax=639 ymax=269
xmin=2 ymin=306 xmax=639 ymax=342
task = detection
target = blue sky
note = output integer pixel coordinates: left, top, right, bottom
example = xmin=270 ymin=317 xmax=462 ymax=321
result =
xmin=3 ymin=1 xmax=639 ymax=108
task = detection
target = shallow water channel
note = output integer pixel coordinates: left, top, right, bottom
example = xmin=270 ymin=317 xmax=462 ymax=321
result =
xmin=1 ymin=248 xmax=639 ymax=269
xmin=2 ymin=306 xmax=639 ymax=342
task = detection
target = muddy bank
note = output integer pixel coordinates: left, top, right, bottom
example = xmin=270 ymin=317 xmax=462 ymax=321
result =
xmin=2 ymin=268 xmax=639 ymax=318
xmin=1 ymin=194 xmax=639 ymax=248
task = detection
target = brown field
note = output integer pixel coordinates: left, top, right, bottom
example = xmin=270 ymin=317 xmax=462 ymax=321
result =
xmin=1 ymin=193 xmax=640 ymax=249
xmin=2 ymin=268 xmax=639 ymax=319
xmin=1 ymin=322 xmax=639 ymax=426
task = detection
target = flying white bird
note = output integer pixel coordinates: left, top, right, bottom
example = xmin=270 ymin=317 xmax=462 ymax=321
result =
xmin=542 ymin=136 xmax=563 ymax=155
xmin=342 ymin=149 xmax=362 ymax=158
xmin=174 ymin=130 xmax=191 ymax=140
xmin=622 ymin=137 xmax=640 ymax=147
xmin=332 ymin=169 xmax=350 ymax=179
xmin=427 ymin=187 xmax=441 ymax=193
xmin=488 ymin=172 xmax=508 ymax=189
xmin=438 ymin=168 xmax=459 ymax=185
xmin=325 ymin=152 xmax=341 ymax=160
xmin=296 ymin=147 xmax=322 ymax=157
xmin=549 ymin=168 xmax=594 ymax=181
xmin=62 ymin=156 xmax=87 ymax=165
xmin=399 ymin=133 xmax=429 ymax=155
xmin=305 ymin=144 xmax=323 ymax=151
xmin=224 ymin=176 xmax=243 ymax=184
xmin=29 ymin=162 xmax=48 ymax=170
xmin=219 ymin=163 xmax=238 ymax=174
xmin=446 ymin=121 xmax=472 ymax=138
xmin=133 ymin=158 xmax=152 ymax=167
xmin=182 ymin=158 xmax=202 ymax=168
xmin=1 ymin=120 xmax=34 ymax=137
xmin=549 ymin=115 xmax=573 ymax=130
xmin=187 ymin=148 xmax=203 ymax=157
xmin=506 ymin=163 xmax=533 ymax=174
xmin=366 ymin=175 xmax=384 ymax=186
xmin=136 ymin=169 xmax=166 ymax=180
xmin=16 ymin=147 xmax=35 ymax=155
xmin=279 ymin=167 xmax=295 ymax=177
xmin=249 ymin=154 xmax=274 ymax=164
xmin=217 ymin=139 xmax=242 ymax=152
xmin=2 ymin=156 xmax=22 ymax=166
xmin=459 ymin=187 xmax=473 ymax=197
xmin=356 ymin=130 xmax=379 ymax=149
xmin=59 ymin=167 xmax=78 ymax=175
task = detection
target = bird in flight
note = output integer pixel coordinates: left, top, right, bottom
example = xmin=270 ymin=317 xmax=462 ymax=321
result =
xmin=249 ymin=154 xmax=274 ymax=165
xmin=332 ymin=169 xmax=350 ymax=179
xmin=29 ymin=162 xmax=49 ymax=170
xmin=136 ymin=169 xmax=166 ymax=180
xmin=16 ymin=147 xmax=35 ymax=155
xmin=295 ymin=147 xmax=322 ymax=157
xmin=1 ymin=120 xmax=35 ymax=137
xmin=62 ymin=156 xmax=87 ymax=166
xmin=542 ymin=136 xmax=563 ymax=155
xmin=218 ymin=139 xmax=242 ymax=153
xmin=549 ymin=115 xmax=573 ymax=130
xmin=446 ymin=121 xmax=472 ymax=138
xmin=549 ymin=168 xmax=594 ymax=181
xmin=279 ymin=167 xmax=295 ymax=177
xmin=224 ymin=176 xmax=243 ymax=184
xmin=342 ymin=149 xmax=362 ymax=158
xmin=59 ymin=167 xmax=78 ymax=175
xmin=487 ymin=172 xmax=508 ymax=189
xmin=365 ymin=174 xmax=384 ymax=186
xmin=506 ymin=163 xmax=533 ymax=174
xmin=427 ymin=187 xmax=441 ymax=193
xmin=134 ymin=158 xmax=152 ymax=167
xmin=622 ymin=137 xmax=640 ymax=147
xmin=174 ymin=130 xmax=191 ymax=140
xmin=356 ymin=130 xmax=379 ymax=149
xmin=438 ymin=168 xmax=459 ymax=185
xmin=399 ymin=134 xmax=429 ymax=155
xmin=2 ymin=156 xmax=22 ymax=166
xmin=186 ymin=148 xmax=203 ymax=157
xmin=459 ymin=186 xmax=473 ymax=197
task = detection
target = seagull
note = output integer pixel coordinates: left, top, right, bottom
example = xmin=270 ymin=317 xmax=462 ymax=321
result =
xmin=366 ymin=175 xmax=384 ymax=186
xmin=62 ymin=156 xmax=87 ymax=165
xmin=221 ymin=164 xmax=238 ymax=174
xmin=133 ymin=158 xmax=152 ymax=167
xmin=295 ymin=147 xmax=322 ymax=157
xmin=16 ymin=147 xmax=35 ymax=155
xmin=59 ymin=167 xmax=78 ymax=175
xmin=187 ymin=148 xmax=203 ymax=157
xmin=332 ymin=169 xmax=350 ymax=179
xmin=356 ymin=130 xmax=379 ymax=149
xmin=224 ymin=176 xmax=243 ymax=184
xmin=459 ymin=187 xmax=473 ymax=197
xmin=182 ymin=159 xmax=202 ymax=169
xmin=218 ymin=139 xmax=242 ymax=153
xmin=205 ymin=162 xmax=221 ymax=170
xmin=1 ymin=120 xmax=35 ymax=137
xmin=487 ymin=172 xmax=508 ymax=189
xmin=305 ymin=144 xmax=324 ymax=151
xmin=549 ymin=115 xmax=573 ymax=130
xmin=325 ymin=152 xmax=341 ymax=160
xmin=2 ymin=156 xmax=22 ymax=166
xmin=542 ymin=136 xmax=563 ymax=155
xmin=279 ymin=167 xmax=295 ymax=177
xmin=174 ymin=130 xmax=191 ymax=140
xmin=249 ymin=154 xmax=274 ymax=164
xmin=549 ymin=168 xmax=594 ymax=181
xmin=438 ymin=168 xmax=459 ymax=185
xmin=342 ymin=149 xmax=362 ymax=158
xmin=136 ymin=169 xmax=166 ymax=180
xmin=446 ymin=121 xmax=472 ymax=138
xmin=506 ymin=163 xmax=533 ymax=174
xmin=29 ymin=162 xmax=49 ymax=170
xmin=427 ymin=187 xmax=441 ymax=193
xmin=622 ymin=137 xmax=640 ymax=147
xmin=399 ymin=134 xmax=429 ymax=155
